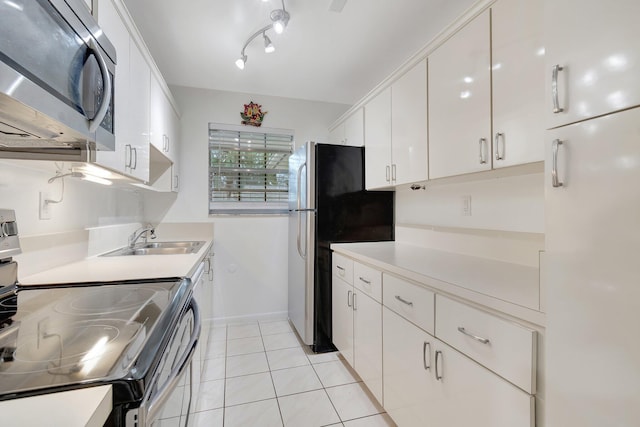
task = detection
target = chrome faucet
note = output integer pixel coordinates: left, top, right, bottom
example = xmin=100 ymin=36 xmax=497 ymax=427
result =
xmin=128 ymin=224 xmax=156 ymax=248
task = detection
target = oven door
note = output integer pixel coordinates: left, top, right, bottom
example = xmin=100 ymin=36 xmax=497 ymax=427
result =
xmin=130 ymin=299 xmax=200 ymax=427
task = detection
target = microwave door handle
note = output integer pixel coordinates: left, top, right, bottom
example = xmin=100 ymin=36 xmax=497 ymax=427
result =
xmin=144 ymin=299 xmax=201 ymax=425
xmin=87 ymin=38 xmax=112 ymax=133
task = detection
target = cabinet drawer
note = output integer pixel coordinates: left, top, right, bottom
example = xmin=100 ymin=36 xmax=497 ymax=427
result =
xmin=353 ymin=262 xmax=382 ymax=302
xmin=332 ymin=253 xmax=353 ymax=285
xmin=435 ymin=295 xmax=537 ymax=394
xmin=383 ymin=273 xmax=434 ymax=335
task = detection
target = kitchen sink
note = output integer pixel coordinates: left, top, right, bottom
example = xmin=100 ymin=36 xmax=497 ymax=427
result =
xmin=101 ymin=241 xmax=205 ymax=257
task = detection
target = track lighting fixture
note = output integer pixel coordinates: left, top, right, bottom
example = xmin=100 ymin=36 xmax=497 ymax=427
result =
xmin=235 ymin=0 xmax=289 ymax=70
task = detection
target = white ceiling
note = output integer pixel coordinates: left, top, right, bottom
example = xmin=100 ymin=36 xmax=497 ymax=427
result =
xmin=122 ymin=0 xmax=477 ymax=105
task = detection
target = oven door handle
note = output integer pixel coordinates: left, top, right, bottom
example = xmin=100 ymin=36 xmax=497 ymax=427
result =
xmin=145 ymin=299 xmax=201 ymax=424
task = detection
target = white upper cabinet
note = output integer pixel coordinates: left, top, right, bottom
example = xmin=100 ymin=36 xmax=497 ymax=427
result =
xmin=429 ymin=10 xmax=492 ymax=179
xmin=127 ymin=41 xmax=150 ymax=182
xmin=96 ymin=0 xmax=180 ymax=187
xmin=96 ymin=0 xmax=149 ymax=182
xmin=364 ymin=87 xmax=392 ymax=189
xmin=95 ymin=0 xmax=129 ymax=174
xmin=364 ymin=59 xmax=428 ymax=189
xmin=391 ymin=58 xmax=428 ymax=186
xmin=492 ymin=0 xmax=545 ymax=168
xmin=544 ymin=0 xmax=640 ymax=129
xmin=330 ymin=109 xmax=364 ymax=146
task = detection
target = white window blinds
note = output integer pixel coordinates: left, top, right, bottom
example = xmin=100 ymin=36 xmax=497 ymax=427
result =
xmin=209 ymin=124 xmax=293 ymax=214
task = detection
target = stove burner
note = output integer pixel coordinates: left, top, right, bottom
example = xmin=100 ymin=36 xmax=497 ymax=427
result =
xmin=2 ymin=319 xmax=142 ymax=376
xmin=55 ymin=286 xmax=161 ymax=316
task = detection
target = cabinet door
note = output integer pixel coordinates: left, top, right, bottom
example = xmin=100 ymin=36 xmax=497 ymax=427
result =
xmin=391 ymin=59 xmax=428 ymax=185
xmin=149 ymin=74 xmax=168 ymax=155
xmin=169 ymin=105 xmax=180 ymax=192
xmin=383 ymin=307 xmax=435 ymax=427
xmin=344 ymin=108 xmax=364 ymax=147
xmin=332 ymin=276 xmax=354 ymax=367
xmin=429 ymin=340 xmax=534 ymax=427
xmin=364 ymin=87 xmax=392 ymax=189
xmin=545 ymin=107 xmax=640 ymax=426
xmin=429 ymin=10 xmax=491 ymax=179
xmin=127 ymin=41 xmax=150 ymax=182
xmin=492 ymin=0 xmax=544 ymax=168
xmin=544 ymin=0 xmax=640 ymax=129
xmin=353 ymin=291 xmax=382 ymax=404
xmin=95 ymin=0 xmax=129 ymax=173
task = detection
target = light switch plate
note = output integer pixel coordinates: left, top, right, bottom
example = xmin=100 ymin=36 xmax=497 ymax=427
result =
xmin=461 ymin=195 xmax=472 ymax=216
xmin=39 ymin=192 xmax=51 ymax=220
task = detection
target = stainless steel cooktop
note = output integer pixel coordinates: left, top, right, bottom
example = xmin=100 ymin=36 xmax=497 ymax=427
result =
xmin=0 ymin=279 xmax=186 ymax=398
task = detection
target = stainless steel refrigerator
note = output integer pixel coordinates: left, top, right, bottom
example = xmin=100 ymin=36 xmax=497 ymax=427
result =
xmin=288 ymin=142 xmax=394 ymax=352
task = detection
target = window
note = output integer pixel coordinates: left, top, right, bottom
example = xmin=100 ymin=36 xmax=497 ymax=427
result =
xmin=209 ymin=123 xmax=294 ymax=214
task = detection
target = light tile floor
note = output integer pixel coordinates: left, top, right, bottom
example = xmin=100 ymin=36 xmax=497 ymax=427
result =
xmin=187 ymin=318 xmax=397 ymax=427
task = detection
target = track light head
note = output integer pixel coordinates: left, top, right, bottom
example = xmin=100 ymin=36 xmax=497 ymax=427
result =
xmin=270 ymin=9 xmax=290 ymax=34
xmin=263 ymin=33 xmax=275 ymax=53
xmin=235 ymin=54 xmax=247 ymax=70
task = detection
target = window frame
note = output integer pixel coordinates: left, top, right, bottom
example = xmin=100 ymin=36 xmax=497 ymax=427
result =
xmin=208 ymin=123 xmax=294 ymax=215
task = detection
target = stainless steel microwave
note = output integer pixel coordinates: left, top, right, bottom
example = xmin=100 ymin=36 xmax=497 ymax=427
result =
xmin=0 ymin=0 xmax=116 ymax=162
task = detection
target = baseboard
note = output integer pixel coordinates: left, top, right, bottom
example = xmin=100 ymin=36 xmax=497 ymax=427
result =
xmin=211 ymin=310 xmax=288 ymax=326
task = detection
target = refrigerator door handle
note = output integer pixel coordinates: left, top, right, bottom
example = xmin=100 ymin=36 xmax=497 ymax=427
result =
xmin=296 ymin=161 xmax=307 ymax=259
xmin=296 ymin=162 xmax=306 ymax=211
xmin=296 ymin=211 xmax=307 ymax=259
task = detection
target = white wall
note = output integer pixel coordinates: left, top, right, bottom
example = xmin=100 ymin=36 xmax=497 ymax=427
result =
xmin=145 ymin=85 xmax=349 ymax=322
xmin=0 ymin=160 xmax=143 ymax=237
xmin=396 ymin=172 xmax=545 ymax=233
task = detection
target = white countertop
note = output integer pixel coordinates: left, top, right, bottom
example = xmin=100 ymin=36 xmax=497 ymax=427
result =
xmin=0 ymin=385 xmax=112 ymax=427
xmin=20 ymin=238 xmax=213 ymax=285
xmin=331 ymin=241 xmax=544 ymax=326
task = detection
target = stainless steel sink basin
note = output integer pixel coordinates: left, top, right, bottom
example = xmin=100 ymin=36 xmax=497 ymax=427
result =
xmin=101 ymin=241 xmax=205 ymax=257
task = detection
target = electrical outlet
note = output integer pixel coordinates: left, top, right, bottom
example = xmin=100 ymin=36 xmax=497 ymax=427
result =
xmin=461 ymin=195 xmax=472 ymax=216
xmin=39 ymin=192 xmax=51 ymax=220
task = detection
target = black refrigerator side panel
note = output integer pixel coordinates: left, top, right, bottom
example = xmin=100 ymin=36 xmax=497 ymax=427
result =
xmin=312 ymin=144 xmax=394 ymax=352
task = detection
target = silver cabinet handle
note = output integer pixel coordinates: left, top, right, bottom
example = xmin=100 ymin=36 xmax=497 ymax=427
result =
xmin=494 ymin=132 xmax=504 ymax=161
xmin=386 ymin=165 xmax=390 ymax=182
xmin=347 ymin=290 xmax=352 ymax=307
xmin=435 ymin=350 xmax=443 ymax=381
xmin=132 ymin=147 xmax=138 ymax=170
xmin=353 ymin=292 xmax=357 ymax=311
xmin=457 ymin=326 xmax=490 ymax=345
xmin=391 ymin=164 xmax=397 ymax=181
xmin=479 ymin=138 xmax=487 ymax=164
xmin=423 ymin=341 xmax=431 ymax=371
xmin=336 ymin=265 xmax=345 ymax=276
xmin=395 ymin=295 xmax=413 ymax=306
xmin=552 ymin=64 xmax=564 ymax=113
xmin=551 ymin=139 xmax=564 ymax=188
xmin=358 ymin=277 xmax=371 ymax=285
xmin=173 ymin=174 xmax=179 ymax=190
xmin=125 ymin=144 xmax=132 ymax=168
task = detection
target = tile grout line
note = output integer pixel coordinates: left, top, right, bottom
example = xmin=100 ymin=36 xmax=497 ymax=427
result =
xmin=258 ymin=321 xmax=287 ymax=427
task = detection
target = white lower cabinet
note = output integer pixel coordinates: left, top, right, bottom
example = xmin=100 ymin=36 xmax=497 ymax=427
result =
xmin=353 ymin=289 xmax=382 ymax=403
xmin=333 ymin=250 xmax=537 ymax=427
xmin=383 ymin=307 xmax=534 ymax=427
xmin=382 ymin=307 xmax=435 ymax=426
xmin=332 ymin=260 xmax=383 ymax=403
xmin=332 ymin=275 xmax=355 ymax=366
